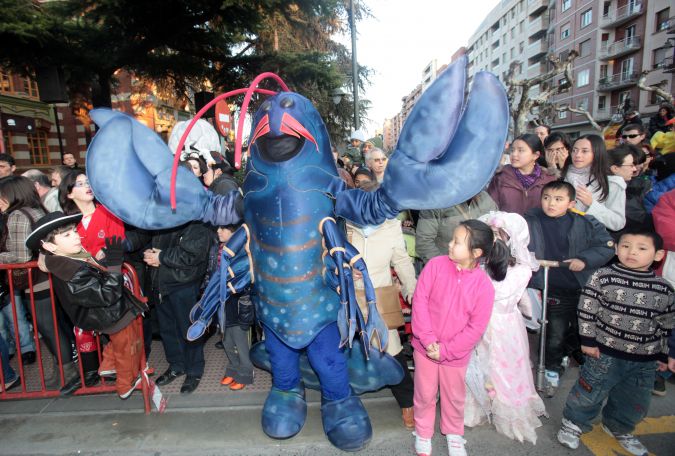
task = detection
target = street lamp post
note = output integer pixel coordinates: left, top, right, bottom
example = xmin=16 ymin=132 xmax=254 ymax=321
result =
xmin=349 ymin=0 xmax=359 ymax=130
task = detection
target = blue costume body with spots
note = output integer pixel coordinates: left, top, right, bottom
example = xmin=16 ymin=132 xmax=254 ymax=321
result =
xmin=84 ymin=57 xmax=510 ymax=452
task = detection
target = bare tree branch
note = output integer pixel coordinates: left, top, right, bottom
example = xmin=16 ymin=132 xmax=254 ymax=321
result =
xmin=557 ymin=105 xmax=603 ymax=131
xmin=506 ymin=50 xmax=579 ymax=136
xmin=637 ymin=70 xmax=674 ymax=104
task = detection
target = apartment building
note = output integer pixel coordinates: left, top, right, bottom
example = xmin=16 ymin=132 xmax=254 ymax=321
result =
xmin=549 ymin=0 xmax=675 ymax=136
xmin=467 ymin=0 xmax=549 ymax=84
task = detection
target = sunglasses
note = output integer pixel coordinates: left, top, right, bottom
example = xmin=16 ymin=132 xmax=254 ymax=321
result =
xmin=621 ymin=134 xmax=640 ymax=139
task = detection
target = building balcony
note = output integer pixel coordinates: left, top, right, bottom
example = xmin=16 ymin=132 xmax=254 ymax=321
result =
xmin=659 ymin=56 xmax=675 ymax=73
xmin=527 ymin=38 xmax=548 ymax=59
xmin=597 ymin=72 xmax=640 ymax=91
xmin=594 ymin=105 xmax=622 ymax=121
xmin=527 ymin=61 xmax=548 ymax=79
xmin=527 ymin=14 xmax=550 ymax=39
xmin=600 ymin=2 xmax=644 ymax=29
xmin=667 ymin=16 xmax=675 ymax=34
xmin=599 ymin=36 xmax=641 ymax=60
xmin=527 ymin=0 xmax=548 ymax=16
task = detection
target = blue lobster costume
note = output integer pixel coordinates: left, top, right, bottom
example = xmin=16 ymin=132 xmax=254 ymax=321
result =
xmin=85 ymin=57 xmax=508 ymax=451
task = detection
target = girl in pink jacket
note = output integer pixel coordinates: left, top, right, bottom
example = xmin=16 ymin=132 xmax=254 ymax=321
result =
xmin=412 ymin=220 xmax=509 ymax=456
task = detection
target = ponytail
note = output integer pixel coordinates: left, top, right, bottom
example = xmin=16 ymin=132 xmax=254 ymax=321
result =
xmin=459 ymin=220 xmax=510 ymax=281
xmin=485 ymin=238 xmax=509 ymax=282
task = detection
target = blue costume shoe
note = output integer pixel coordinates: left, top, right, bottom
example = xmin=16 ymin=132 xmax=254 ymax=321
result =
xmin=321 ymin=394 xmax=372 ymax=452
xmin=261 ymin=384 xmax=307 ymax=440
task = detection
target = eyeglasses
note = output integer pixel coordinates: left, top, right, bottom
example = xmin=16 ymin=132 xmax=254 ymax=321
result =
xmin=621 ymin=134 xmax=640 ymax=139
xmin=73 ymin=180 xmax=90 ymax=188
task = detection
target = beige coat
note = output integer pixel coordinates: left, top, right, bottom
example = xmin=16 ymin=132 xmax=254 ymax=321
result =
xmin=346 ymin=218 xmax=417 ymax=355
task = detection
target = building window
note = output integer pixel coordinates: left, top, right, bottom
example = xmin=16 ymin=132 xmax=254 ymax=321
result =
xmin=653 ymin=48 xmax=668 ymax=69
xmin=21 ymin=76 xmax=39 ymax=98
xmin=580 ymin=9 xmax=592 ymax=28
xmin=0 ymin=71 xmax=12 ymax=93
xmin=620 ymin=57 xmax=634 ymax=78
xmin=561 ymin=0 xmax=571 ymax=13
xmin=519 ymin=42 xmax=525 ymax=53
xmin=598 ymin=96 xmax=606 ymax=110
xmin=519 ymin=20 xmax=524 ymax=32
xmin=579 ymin=39 xmax=591 ymax=57
xmin=650 ymin=91 xmax=666 ymax=105
xmin=577 ymin=98 xmax=588 ymax=111
xmin=559 ymin=77 xmax=570 ymax=92
xmin=656 ymin=8 xmax=670 ymax=32
xmin=26 ymin=131 xmax=50 ymax=165
xmin=511 ymin=47 xmax=515 ymax=58
xmin=561 ymin=23 xmax=571 ymax=40
xmin=2 ymin=131 xmax=13 ymax=155
xmin=558 ymin=109 xmax=568 ymax=119
xmin=577 ymin=69 xmax=590 ymax=87
xmin=599 ymin=64 xmax=608 ymax=79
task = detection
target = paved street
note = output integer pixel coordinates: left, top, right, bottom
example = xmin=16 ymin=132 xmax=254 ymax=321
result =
xmin=1 ymin=338 xmax=674 ymax=456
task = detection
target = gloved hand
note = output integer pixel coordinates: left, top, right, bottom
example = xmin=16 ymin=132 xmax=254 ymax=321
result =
xmin=101 ymin=235 xmax=125 ymax=267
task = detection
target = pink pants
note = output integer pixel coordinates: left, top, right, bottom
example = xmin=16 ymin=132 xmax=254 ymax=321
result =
xmin=413 ymin=350 xmax=468 ymax=438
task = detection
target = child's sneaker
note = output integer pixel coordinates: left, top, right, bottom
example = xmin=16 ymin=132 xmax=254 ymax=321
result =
xmin=446 ymin=434 xmax=467 ymax=456
xmin=652 ymin=375 xmax=666 ymax=396
xmin=413 ymin=431 xmax=432 ymax=456
xmin=602 ymin=424 xmax=648 ymax=456
xmin=557 ymin=417 xmax=582 ymax=450
xmin=119 ymin=374 xmax=142 ymax=400
xmin=545 ymin=370 xmax=559 ymax=398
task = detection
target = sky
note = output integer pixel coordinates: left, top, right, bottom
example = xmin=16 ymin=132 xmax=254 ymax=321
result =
xmin=339 ymin=0 xmax=500 ymax=137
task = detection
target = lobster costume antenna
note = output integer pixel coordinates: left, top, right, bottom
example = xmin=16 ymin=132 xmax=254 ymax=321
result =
xmin=169 ymin=72 xmax=288 ymax=211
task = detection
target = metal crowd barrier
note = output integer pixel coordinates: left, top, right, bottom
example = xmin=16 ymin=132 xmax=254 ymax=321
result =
xmin=0 ymin=261 xmax=151 ymax=414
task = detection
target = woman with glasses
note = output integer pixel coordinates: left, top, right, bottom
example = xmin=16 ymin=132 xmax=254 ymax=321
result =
xmin=364 ymin=147 xmax=388 ymax=183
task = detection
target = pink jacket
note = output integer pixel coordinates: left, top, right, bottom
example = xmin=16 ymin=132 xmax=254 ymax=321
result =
xmin=411 ymin=256 xmax=495 ymax=367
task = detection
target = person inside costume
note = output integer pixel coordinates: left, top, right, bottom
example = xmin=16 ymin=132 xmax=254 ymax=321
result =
xmin=26 ymin=212 xmax=147 ymax=399
xmin=464 ymin=211 xmax=547 ymax=444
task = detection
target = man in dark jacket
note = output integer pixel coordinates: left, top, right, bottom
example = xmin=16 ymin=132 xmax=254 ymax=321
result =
xmin=141 ymin=221 xmax=216 ymax=394
xmin=525 ymin=181 xmax=615 ymax=397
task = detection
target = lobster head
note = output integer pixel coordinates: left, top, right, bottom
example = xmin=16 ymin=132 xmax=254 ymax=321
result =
xmin=248 ymin=91 xmax=334 ymax=173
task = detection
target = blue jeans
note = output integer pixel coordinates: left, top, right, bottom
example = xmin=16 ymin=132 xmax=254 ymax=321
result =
xmin=0 ymin=294 xmax=36 ymax=355
xmin=0 ymin=332 xmax=17 ymax=383
xmin=562 ymin=353 xmax=655 ymax=434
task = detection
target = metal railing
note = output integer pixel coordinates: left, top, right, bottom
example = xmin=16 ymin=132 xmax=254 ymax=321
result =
xmin=598 ymin=72 xmax=640 ymax=91
xmin=599 ymin=35 xmax=641 ymax=60
xmin=0 ymin=261 xmax=151 ymax=413
xmin=601 ymin=2 xmax=643 ymax=28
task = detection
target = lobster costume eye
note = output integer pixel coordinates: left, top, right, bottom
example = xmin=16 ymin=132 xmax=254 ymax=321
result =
xmin=261 ymin=101 xmax=272 ymax=112
xmin=280 ymin=97 xmax=294 ymax=109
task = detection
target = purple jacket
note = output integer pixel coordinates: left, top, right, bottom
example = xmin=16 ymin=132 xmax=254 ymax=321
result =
xmin=487 ymin=165 xmax=557 ymax=216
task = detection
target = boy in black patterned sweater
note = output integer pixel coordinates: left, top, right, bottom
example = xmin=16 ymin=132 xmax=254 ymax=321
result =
xmin=556 ymin=228 xmax=674 ymax=456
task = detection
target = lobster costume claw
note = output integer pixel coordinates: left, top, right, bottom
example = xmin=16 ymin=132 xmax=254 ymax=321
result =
xmin=87 ymin=109 xmax=241 ymax=230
